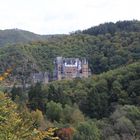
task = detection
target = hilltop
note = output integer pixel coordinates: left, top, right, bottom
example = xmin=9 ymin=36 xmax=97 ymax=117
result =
xmin=82 ymin=20 xmax=140 ymax=35
xmin=0 ymin=28 xmax=64 ymax=47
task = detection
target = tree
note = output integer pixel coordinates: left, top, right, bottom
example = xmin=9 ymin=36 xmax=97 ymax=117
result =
xmin=62 ymin=104 xmax=85 ymax=124
xmin=109 ymin=105 xmax=140 ymax=140
xmin=114 ymin=116 xmax=136 ymax=138
xmin=28 ymin=83 xmax=47 ymax=112
xmin=31 ymin=109 xmax=47 ymax=130
xmin=87 ymin=85 xmax=109 ymax=118
xmin=55 ymin=127 xmax=74 ymax=140
xmin=46 ymin=101 xmax=63 ymax=122
xmin=0 ymin=93 xmax=36 ymax=140
xmin=73 ymin=121 xmax=101 ymax=140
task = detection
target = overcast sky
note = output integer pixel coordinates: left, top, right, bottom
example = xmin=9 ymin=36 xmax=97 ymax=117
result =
xmin=0 ymin=0 xmax=140 ymax=34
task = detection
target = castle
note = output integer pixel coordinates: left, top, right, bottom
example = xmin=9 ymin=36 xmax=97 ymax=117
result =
xmin=32 ymin=72 xmax=48 ymax=84
xmin=53 ymin=57 xmax=90 ymax=80
xmin=32 ymin=57 xmax=90 ymax=84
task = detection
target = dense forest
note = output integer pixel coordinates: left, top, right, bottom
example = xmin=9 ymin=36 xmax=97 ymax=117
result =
xmin=0 ymin=20 xmax=140 ymax=140
xmin=0 ymin=20 xmax=140 ymax=85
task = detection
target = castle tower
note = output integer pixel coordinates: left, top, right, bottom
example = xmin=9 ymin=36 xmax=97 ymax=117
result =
xmin=43 ymin=72 xmax=49 ymax=84
xmin=81 ymin=59 xmax=89 ymax=78
xmin=55 ymin=57 xmax=63 ymax=80
xmin=32 ymin=72 xmax=49 ymax=85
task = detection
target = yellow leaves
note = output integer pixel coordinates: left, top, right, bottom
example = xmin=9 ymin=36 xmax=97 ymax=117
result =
xmin=0 ymin=66 xmax=14 ymax=81
xmin=0 ymin=93 xmax=61 ymax=140
xmin=32 ymin=127 xmax=61 ymax=140
xmin=0 ymin=93 xmax=36 ymax=140
xmin=51 ymin=137 xmax=60 ymax=140
xmin=0 ymin=76 xmax=5 ymax=81
xmin=42 ymin=127 xmax=60 ymax=140
xmin=47 ymin=127 xmax=59 ymax=133
xmin=31 ymin=109 xmax=48 ymax=130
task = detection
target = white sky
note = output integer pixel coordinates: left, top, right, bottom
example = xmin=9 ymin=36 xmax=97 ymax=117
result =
xmin=0 ymin=0 xmax=140 ymax=34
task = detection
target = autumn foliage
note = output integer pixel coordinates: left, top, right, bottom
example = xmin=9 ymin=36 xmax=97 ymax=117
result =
xmin=55 ymin=128 xmax=74 ymax=140
xmin=0 ymin=66 xmax=14 ymax=81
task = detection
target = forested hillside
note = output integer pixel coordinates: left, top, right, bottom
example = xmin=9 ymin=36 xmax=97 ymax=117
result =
xmin=0 ymin=29 xmax=50 ymax=47
xmin=0 ymin=20 xmax=140 ymax=84
xmin=2 ymin=62 xmax=140 ymax=140
xmin=82 ymin=20 xmax=140 ymax=35
xmin=0 ymin=20 xmax=140 ymax=140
